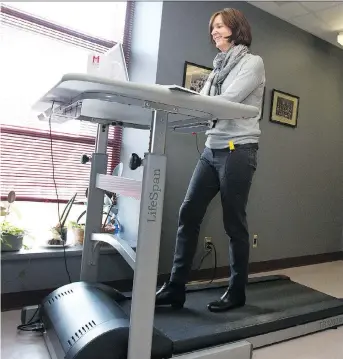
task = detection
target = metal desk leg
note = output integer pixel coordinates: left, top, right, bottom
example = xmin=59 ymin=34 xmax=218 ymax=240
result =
xmin=127 ymin=110 xmax=168 ymax=359
xmin=80 ymin=124 xmax=109 ymax=282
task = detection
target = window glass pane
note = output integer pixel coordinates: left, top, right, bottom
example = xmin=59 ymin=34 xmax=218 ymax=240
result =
xmin=2 ymin=2 xmax=127 ymax=42
xmin=0 ymin=23 xmax=96 ymax=135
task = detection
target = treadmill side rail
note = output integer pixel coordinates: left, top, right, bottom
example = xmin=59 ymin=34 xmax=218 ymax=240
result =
xmin=174 ymin=340 xmax=252 ymax=359
xmin=248 ymin=313 xmax=343 ymax=349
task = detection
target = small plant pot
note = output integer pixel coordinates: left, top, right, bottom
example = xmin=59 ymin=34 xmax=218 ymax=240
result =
xmin=1 ymin=234 xmax=24 ymax=252
xmin=73 ymin=228 xmax=84 ymax=245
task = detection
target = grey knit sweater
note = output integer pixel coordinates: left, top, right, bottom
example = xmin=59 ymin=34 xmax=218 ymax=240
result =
xmin=202 ymin=53 xmax=266 ymax=149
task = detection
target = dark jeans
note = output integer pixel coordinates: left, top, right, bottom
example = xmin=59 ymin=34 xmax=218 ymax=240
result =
xmin=170 ymin=143 xmax=258 ymax=299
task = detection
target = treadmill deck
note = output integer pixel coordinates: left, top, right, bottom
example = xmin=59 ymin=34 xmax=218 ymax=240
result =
xmin=121 ymin=275 xmax=343 ymax=354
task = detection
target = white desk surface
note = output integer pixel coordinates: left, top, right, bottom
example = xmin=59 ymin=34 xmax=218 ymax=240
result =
xmin=33 ymin=73 xmax=259 ymax=128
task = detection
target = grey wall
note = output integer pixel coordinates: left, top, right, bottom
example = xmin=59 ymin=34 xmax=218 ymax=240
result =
xmin=120 ymin=1 xmax=343 ymax=276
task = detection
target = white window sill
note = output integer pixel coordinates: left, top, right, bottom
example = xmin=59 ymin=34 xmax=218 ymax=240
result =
xmin=1 ymin=243 xmax=117 ymax=261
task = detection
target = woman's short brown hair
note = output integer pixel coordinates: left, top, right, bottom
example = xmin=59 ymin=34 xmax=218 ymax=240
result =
xmin=209 ymin=8 xmax=252 ymax=47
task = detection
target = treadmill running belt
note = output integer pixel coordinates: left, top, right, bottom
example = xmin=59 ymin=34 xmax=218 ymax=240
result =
xmin=121 ymin=276 xmax=343 ymax=355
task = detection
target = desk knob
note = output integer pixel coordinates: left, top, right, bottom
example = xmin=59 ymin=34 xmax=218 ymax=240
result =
xmin=129 ymin=153 xmax=142 ymax=170
xmin=81 ymin=154 xmax=91 ymax=164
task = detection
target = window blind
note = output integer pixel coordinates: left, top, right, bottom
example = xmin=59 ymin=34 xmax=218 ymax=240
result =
xmin=0 ymin=125 xmax=123 ymax=203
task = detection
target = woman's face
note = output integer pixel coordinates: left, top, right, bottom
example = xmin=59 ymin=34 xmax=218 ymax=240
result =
xmin=211 ymin=14 xmax=233 ymax=52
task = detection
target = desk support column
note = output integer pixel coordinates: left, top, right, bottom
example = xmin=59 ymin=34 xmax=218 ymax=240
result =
xmin=127 ymin=110 xmax=168 ymax=359
xmin=80 ymin=123 xmax=109 ymax=282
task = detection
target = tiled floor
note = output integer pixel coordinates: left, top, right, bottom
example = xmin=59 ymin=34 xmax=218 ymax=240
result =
xmin=1 ymin=261 xmax=343 ymax=359
xmin=1 ymin=310 xmax=47 ymax=359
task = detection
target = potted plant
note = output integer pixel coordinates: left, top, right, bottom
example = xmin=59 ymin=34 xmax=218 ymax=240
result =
xmin=76 ymin=189 xmax=121 ymax=235
xmin=1 ymin=191 xmax=26 ymax=252
xmin=1 ymin=221 xmax=26 ymax=252
xmin=68 ymin=221 xmax=85 ymax=245
xmin=49 ymin=193 xmax=77 ymax=245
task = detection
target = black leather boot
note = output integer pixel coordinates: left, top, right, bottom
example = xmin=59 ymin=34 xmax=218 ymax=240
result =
xmin=155 ymin=281 xmax=186 ymax=309
xmin=207 ymin=288 xmax=245 ymax=313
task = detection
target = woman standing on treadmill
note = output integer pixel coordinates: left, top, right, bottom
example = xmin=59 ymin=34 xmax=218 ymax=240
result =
xmin=156 ymin=8 xmax=265 ymax=312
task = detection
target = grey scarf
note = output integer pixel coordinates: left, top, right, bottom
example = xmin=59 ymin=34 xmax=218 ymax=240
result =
xmin=201 ymin=44 xmax=249 ymax=96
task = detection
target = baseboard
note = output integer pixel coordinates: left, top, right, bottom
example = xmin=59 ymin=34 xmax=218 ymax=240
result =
xmin=181 ymin=251 xmax=343 ymax=284
xmin=2 ymin=251 xmax=342 ymax=311
xmin=249 ymin=251 xmax=343 ymax=273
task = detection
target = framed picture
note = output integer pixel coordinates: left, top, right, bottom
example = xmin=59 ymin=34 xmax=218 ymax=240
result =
xmin=270 ymin=89 xmax=299 ymax=127
xmin=182 ymin=61 xmax=212 ymax=93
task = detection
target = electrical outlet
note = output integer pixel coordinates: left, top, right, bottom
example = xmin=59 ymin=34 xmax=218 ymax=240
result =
xmin=204 ymin=236 xmax=212 ymax=250
xmin=253 ymin=234 xmax=258 ymax=248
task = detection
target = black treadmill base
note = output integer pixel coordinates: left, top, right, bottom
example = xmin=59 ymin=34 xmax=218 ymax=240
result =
xmin=40 ymin=275 xmax=343 ymax=359
xmin=121 ymin=275 xmax=343 ymax=355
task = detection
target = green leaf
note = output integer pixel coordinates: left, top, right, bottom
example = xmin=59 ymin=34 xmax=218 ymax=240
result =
xmin=0 ymin=221 xmax=25 ymax=238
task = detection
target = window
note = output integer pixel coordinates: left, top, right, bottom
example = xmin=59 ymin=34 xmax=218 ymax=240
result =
xmin=0 ymin=2 xmax=134 ymax=203
xmin=3 ymin=2 xmax=127 ymax=42
xmin=0 ymin=2 xmax=135 ymax=246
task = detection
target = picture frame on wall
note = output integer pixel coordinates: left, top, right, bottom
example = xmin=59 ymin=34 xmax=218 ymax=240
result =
xmin=182 ymin=61 xmax=212 ymax=93
xmin=270 ymin=89 xmax=299 ymax=128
